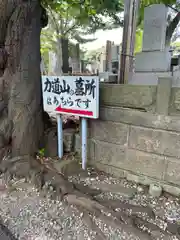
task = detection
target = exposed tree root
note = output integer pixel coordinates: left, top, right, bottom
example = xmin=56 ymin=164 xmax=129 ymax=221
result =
xmin=64 ymin=192 xmax=151 ymax=239
xmin=97 ymin=199 xmax=155 ymax=219
xmin=132 ymin=216 xmax=172 ymax=239
xmin=81 ymin=211 xmax=107 ymax=240
xmin=0 ymin=155 xmax=178 ymax=240
xmin=73 ymin=183 xmax=102 ymax=197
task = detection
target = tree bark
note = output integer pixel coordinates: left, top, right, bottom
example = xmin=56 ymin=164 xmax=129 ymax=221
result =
xmin=166 ymin=12 xmax=180 ymax=45
xmin=0 ymin=0 xmax=43 ymax=158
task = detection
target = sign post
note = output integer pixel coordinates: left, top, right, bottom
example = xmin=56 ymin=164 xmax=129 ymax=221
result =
xmin=57 ymin=114 xmax=63 ymax=158
xmin=41 ymin=75 xmax=99 ymax=169
xmin=81 ymin=117 xmax=87 ymax=169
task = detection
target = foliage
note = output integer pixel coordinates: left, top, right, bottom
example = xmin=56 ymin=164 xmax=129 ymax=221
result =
xmin=40 ymin=0 xmax=124 ymax=70
xmin=42 ymin=0 xmax=124 ymax=32
xmin=38 ymin=148 xmax=45 ymax=157
xmin=171 ymin=41 xmax=180 ymax=55
xmin=42 ymin=0 xmax=123 ymax=16
xmin=40 ymin=0 xmax=180 ymax=63
xmin=135 ymin=28 xmax=143 ymax=53
xmin=41 ymin=0 xmax=124 ymax=40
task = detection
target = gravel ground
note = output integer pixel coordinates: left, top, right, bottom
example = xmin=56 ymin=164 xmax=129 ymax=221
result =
xmin=0 ymin=168 xmax=179 ymax=239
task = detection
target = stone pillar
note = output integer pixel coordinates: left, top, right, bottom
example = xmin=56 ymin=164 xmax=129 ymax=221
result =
xmin=105 ymin=40 xmax=112 ymax=72
xmin=156 ymin=77 xmax=172 ymax=115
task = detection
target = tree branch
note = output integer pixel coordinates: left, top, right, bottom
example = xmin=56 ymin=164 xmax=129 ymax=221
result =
xmin=48 ymin=7 xmax=60 ymax=35
xmin=166 ymin=12 xmax=180 ymax=44
xmin=63 ymin=23 xmax=79 ymax=36
xmin=63 ymin=5 xmax=71 ymax=31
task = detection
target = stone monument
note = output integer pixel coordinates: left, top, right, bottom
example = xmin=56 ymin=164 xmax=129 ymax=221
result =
xmin=129 ymin=4 xmax=172 ymax=85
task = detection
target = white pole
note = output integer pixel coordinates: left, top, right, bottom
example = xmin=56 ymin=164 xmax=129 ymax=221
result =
xmin=81 ymin=117 xmax=87 ymax=170
xmin=57 ymin=114 xmax=63 ymax=158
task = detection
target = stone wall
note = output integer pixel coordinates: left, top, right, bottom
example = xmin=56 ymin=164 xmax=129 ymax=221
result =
xmin=75 ymin=77 xmax=180 ymax=196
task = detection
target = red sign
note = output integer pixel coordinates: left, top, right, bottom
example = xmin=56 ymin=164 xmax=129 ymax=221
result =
xmin=55 ymin=105 xmax=93 ymax=116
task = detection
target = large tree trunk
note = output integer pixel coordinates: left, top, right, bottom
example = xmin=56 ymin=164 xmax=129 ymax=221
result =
xmin=0 ymin=0 xmax=43 ymax=158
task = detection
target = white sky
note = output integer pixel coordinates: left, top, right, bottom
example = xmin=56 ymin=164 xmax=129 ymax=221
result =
xmin=82 ymin=27 xmax=123 ymax=50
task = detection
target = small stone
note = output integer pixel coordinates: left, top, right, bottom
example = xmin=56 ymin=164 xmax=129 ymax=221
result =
xmin=149 ymin=183 xmax=162 ymax=198
xmin=137 ymin=186 xmax=144 ymax=193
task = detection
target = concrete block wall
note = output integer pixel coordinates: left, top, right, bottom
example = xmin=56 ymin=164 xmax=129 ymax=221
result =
xmin=74 ymin=79 xmax=180 ymax=195
xmin=75 ymin=107 xmax=180 ymax=194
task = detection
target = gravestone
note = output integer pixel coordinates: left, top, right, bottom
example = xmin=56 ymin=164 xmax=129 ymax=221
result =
xmin=130 ymin=4 xmax=172 ymax=85
xmin=48 ymin=51 xmax=62 ymax=75
xmin=48 ymin=51 xmax=57 ymax=74
xmin=142 ymin=4 xmax=167 ymax=52
xmin=135 ymin=4 xmax=170 ymax=72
